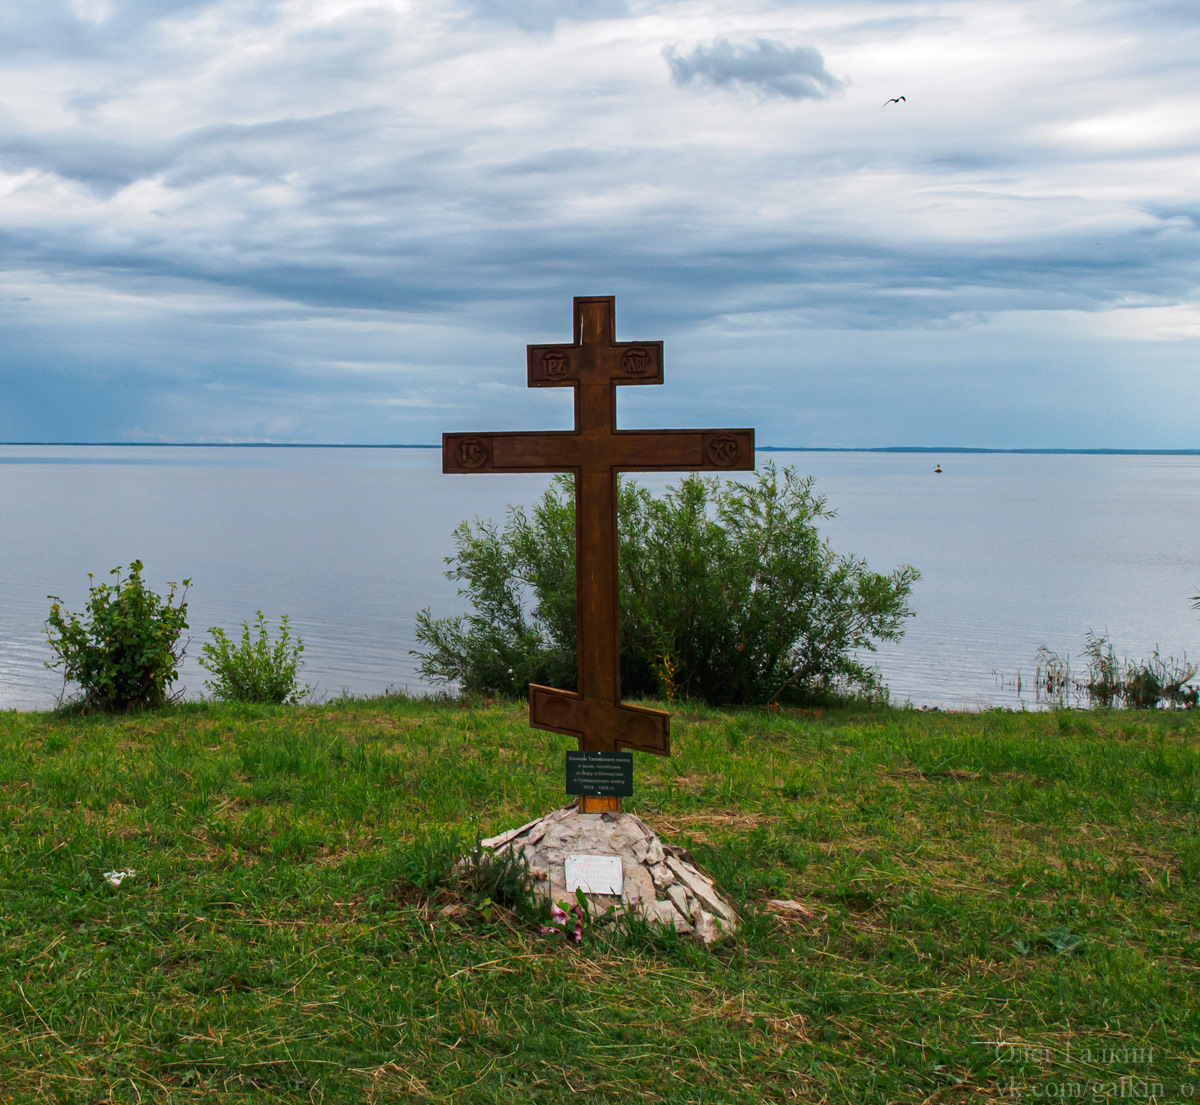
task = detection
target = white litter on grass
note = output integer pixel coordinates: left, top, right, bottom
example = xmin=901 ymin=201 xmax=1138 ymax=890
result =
xmin=102 ymin=869 xmax=136 ymax=888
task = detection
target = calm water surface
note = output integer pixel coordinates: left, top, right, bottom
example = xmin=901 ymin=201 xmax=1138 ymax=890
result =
xmin=1 ymin=446 xmax=1197 ymax=711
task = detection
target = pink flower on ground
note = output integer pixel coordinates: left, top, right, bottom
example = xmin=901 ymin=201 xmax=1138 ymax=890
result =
xmin=541 ymin=902 xmax=583 ymax=943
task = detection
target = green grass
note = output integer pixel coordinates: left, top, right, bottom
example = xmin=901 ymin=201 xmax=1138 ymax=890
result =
xmin=2 ymin=697 xmax=1199 ymax=1103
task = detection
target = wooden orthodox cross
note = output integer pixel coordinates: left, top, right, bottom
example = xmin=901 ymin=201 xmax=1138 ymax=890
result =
xmin=444 ymin=296 xmax=754 ymax=811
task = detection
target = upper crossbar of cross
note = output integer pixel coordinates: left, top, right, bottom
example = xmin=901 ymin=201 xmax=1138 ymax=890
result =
xmin=444 ymin=296 xmax=754 ymax=760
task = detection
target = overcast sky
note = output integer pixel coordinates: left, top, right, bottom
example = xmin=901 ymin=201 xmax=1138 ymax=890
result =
xmin=1 ymin=0 xmax=1198 ymax=447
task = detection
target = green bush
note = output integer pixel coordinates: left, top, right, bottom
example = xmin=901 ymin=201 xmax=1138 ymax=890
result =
xmin=45 ymin=560 xmax=190 ymax=712
xmin=414 ymin=464 xmax=919 ymax=705
xmin=199 ymin=612 xmax=310 ymax=705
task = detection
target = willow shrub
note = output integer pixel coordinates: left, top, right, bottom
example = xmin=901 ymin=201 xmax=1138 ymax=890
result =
xmin=414 ymin=464 xmax=919 ymax=705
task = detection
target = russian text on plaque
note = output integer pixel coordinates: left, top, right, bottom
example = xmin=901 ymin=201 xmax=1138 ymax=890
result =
xmin=565 ymin=750 xmax=634 ymax=798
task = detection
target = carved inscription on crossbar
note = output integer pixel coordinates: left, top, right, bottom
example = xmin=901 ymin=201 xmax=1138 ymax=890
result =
xmin=444 ymin=296 xmax=755 ymax=761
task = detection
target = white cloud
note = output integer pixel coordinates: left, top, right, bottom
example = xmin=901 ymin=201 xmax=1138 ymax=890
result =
xmin=69 ymin=0 xmax=114 ymax=24
xmin=1087 ymin=304 xmax=1200 ymax=342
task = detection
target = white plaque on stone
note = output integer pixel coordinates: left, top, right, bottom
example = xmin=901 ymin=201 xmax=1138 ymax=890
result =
xmin=565 ymin=854 xmax=623 ymax=896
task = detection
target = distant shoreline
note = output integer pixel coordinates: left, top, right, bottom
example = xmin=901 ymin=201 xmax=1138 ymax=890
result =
xmin=2 ymin=443 xmax=1198 ymax=456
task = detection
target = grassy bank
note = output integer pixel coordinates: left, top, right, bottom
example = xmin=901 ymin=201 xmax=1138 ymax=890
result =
xmin=2 ymin=698 xmax=1198 ymax=1103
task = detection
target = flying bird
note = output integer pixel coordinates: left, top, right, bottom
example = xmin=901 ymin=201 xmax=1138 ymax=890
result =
xmin=884 ymin=96 xmax=906 ymax=105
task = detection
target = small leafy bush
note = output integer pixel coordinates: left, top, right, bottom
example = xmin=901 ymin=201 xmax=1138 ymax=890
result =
xmin=45 ymin=560 xmax=190 ymax=712
xmin=199 ymin=612 xmax=310 ymax=705
xmin=414 ymin=463 xmax=920 ymax=705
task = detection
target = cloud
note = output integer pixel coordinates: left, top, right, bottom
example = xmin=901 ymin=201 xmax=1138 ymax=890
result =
xmin=459 ymin=0 xmax=626 ymax=33
xmin=664 ymin=38 xmax=845 ymax=100
xmin=0 ymin=0 xmax=1198 ymax=448
xmin=0 ymin=0 xmax=222 ymax=61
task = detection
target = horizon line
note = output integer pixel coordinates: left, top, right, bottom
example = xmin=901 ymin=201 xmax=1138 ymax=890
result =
xmin=2 ymin=442 xmax=1199 ymax=456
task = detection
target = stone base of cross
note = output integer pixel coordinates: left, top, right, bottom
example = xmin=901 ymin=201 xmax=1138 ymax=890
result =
xmin=444 ymin=296 xmax=754 ymax=810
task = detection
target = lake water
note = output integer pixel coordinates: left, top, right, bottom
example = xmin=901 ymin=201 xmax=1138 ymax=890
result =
xmin=1 ymin=445 xmax=1197 ymax=712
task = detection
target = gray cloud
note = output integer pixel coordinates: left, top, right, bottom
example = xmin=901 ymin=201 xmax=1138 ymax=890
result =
xmin=0 ymin=131 xmax=161 ymax=196
xmin=459 ymin=0 xmax=626 ymax=33
xmin=1 ymin=0 xmax=1199 ymax=449
xmin=0 ymin=110 xmax=384 ymax=197
xmin=664 ymin=38 xmax=845 ymax=100
xmin=0 ymin=0 xmax=231 ymax=62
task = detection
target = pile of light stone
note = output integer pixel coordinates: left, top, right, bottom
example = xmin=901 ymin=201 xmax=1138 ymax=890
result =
xmin=478 ymin=803 xmax=738 ymax=945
